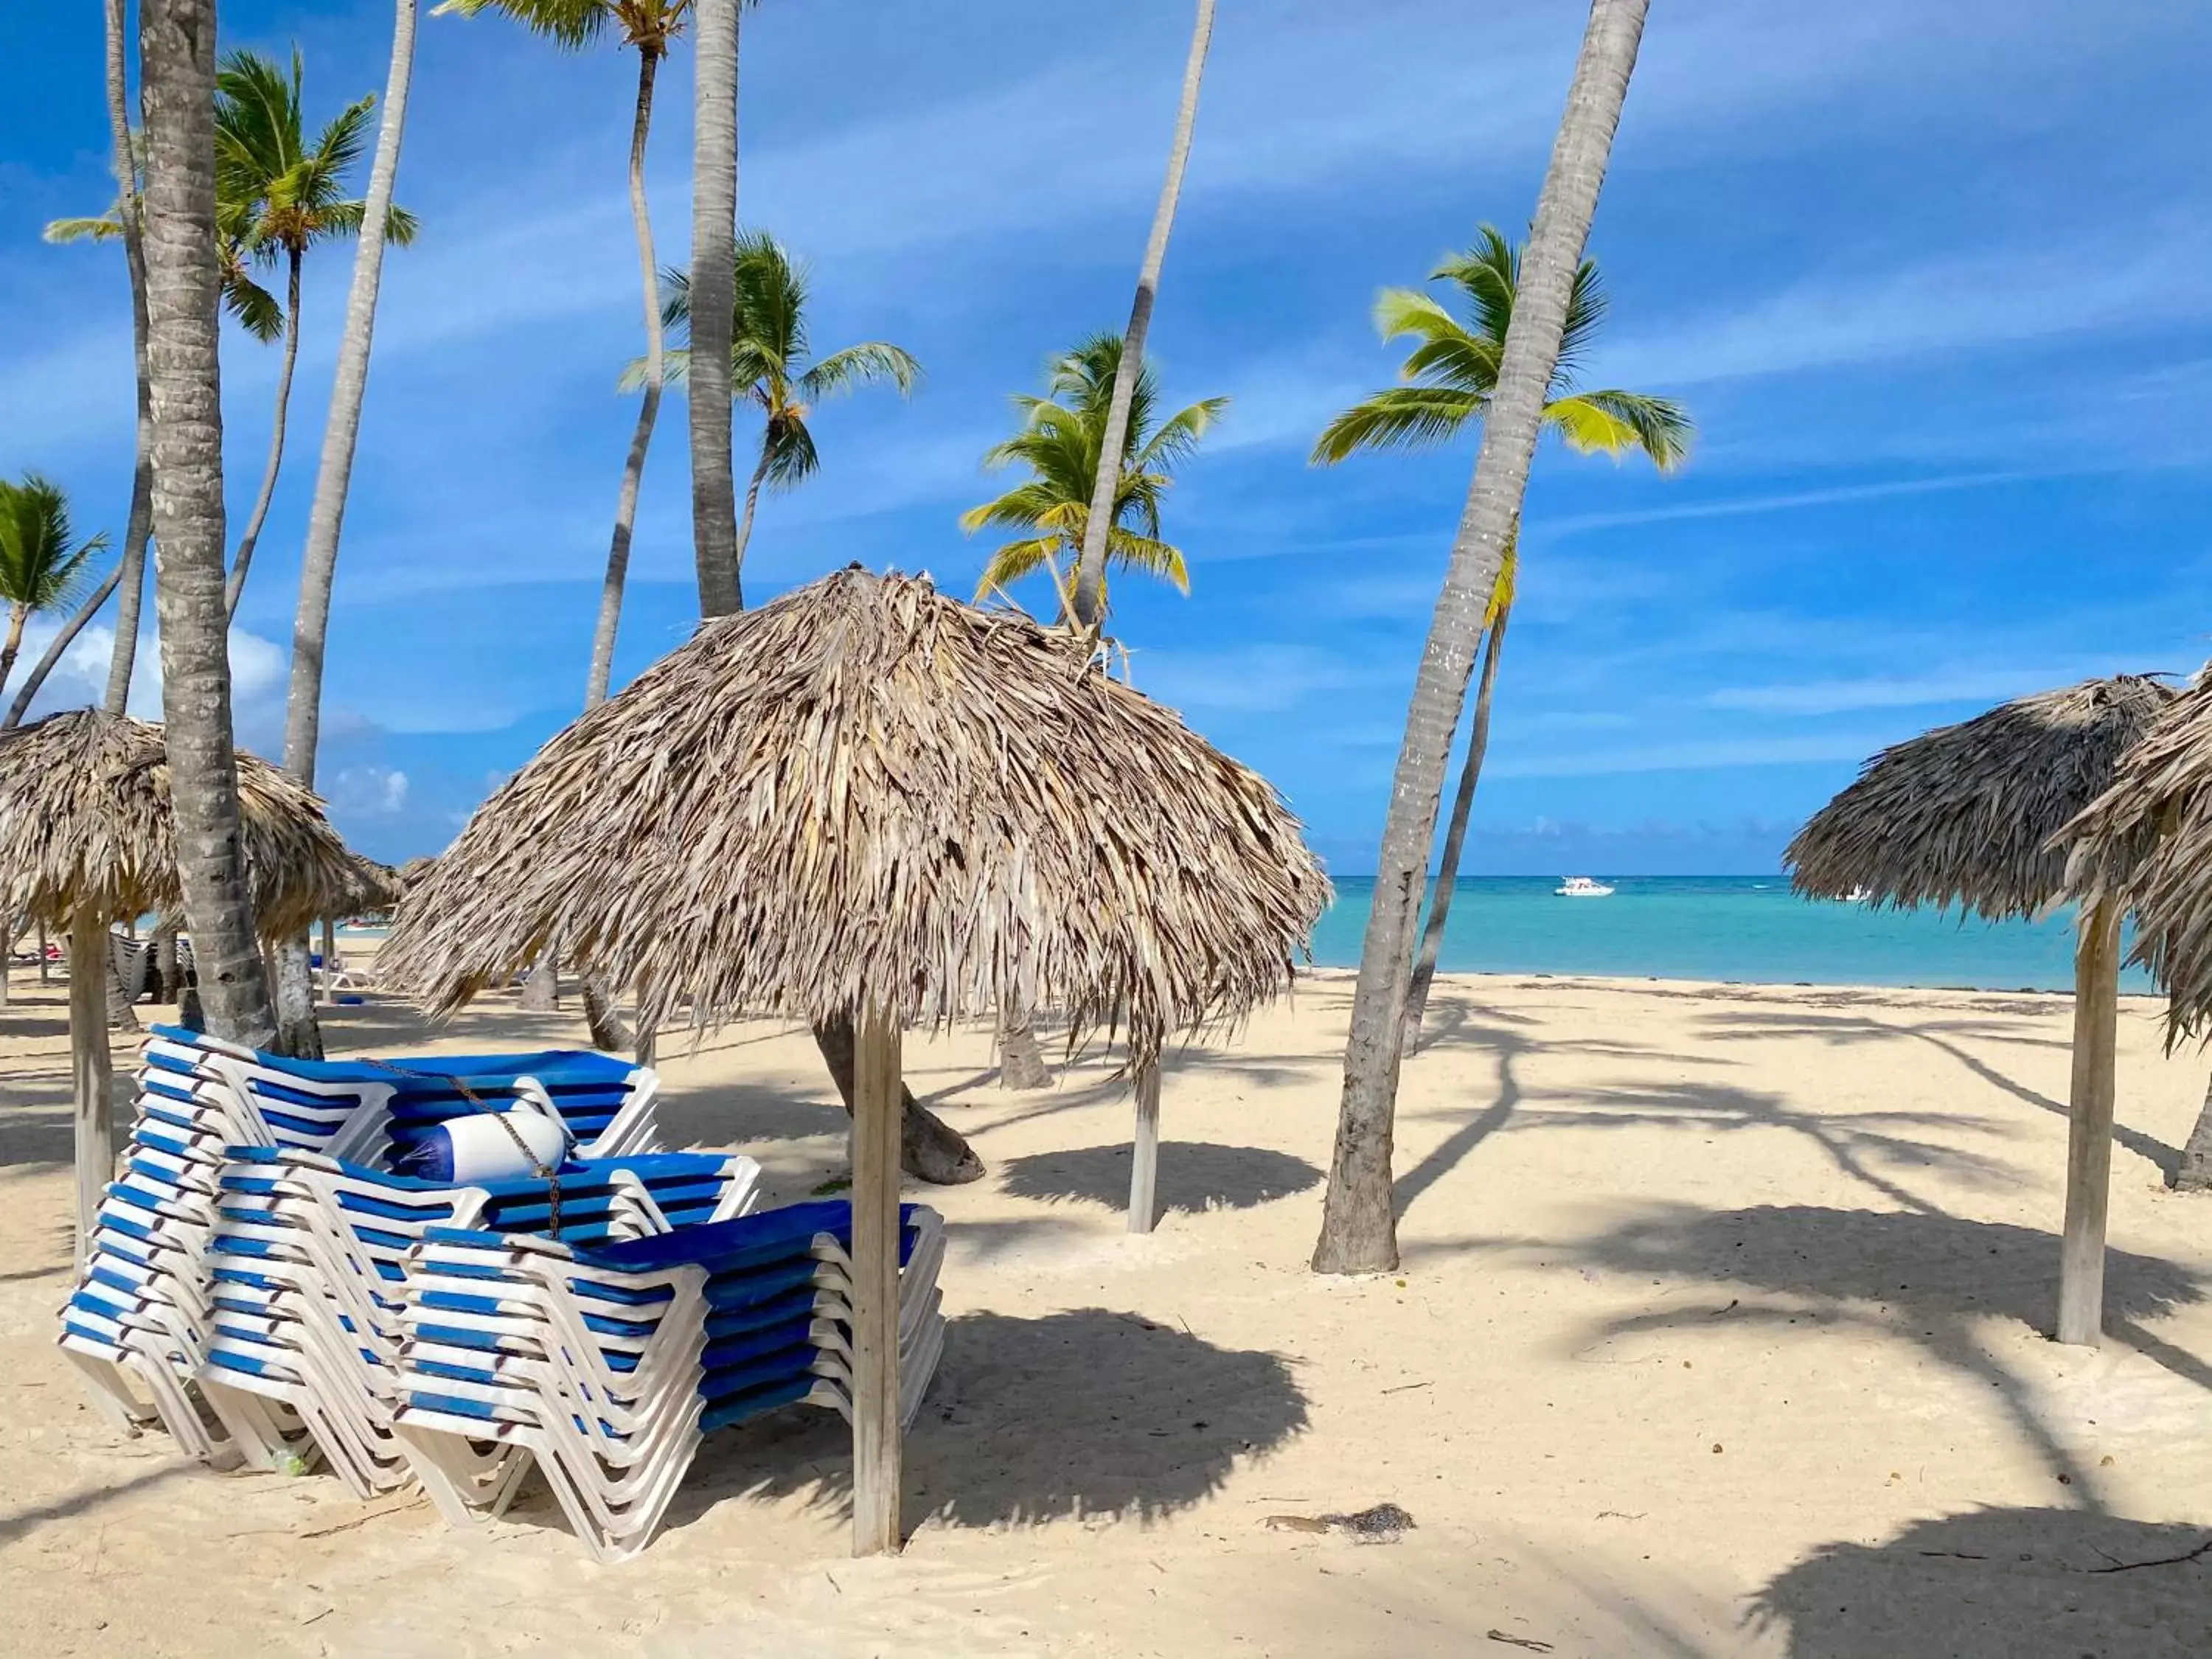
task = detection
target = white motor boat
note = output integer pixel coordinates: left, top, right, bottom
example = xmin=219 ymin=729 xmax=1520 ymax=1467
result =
xmin=1556 ymin=876 xmax=1615 ymax=897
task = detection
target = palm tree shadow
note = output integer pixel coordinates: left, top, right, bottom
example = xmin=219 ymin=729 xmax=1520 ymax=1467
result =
xmin=1552 ymin=1203 xmax=2212 ymax=1500
xmin=1750 ymin=1507 xmax=2212 ymax=1658
xmin=1699 ymin=1009 xmax=2183 ymax=1184
xmin=635 ymin=1307 xmax=1309 ymax=1538
xmin=999 ymin=1141 xmax=1321 ymax=1215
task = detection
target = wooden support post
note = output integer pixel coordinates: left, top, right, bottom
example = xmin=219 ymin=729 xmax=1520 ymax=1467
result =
xmin=1128 ymin=1058 xmax=1162 ymax=1234
xmin=850 ymin=1001 xmax=905 ymax=1556
xmin=2057 ymin=900 xmax=2121 ymax=1347
xmin=70 ymin=911 xmax=115 ymax=1261
xmin=319 ymin=917 xmax=339 ymax=1004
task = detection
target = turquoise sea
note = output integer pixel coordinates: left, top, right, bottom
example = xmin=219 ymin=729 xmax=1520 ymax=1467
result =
xmin=1311 ymin=876 xmax=2157 ymax=995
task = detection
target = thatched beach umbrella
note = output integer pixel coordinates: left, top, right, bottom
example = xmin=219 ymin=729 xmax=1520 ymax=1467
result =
xmin=382 ymin=568 xmax=1329 ymax=1554
xmin=2062 ymin=668 xmax=2212 ymax=1183
xmin=1786 ymin=675 xmax=2177 ymax=1346
xmin=0 ymin=709 xmax=364 ymax=1250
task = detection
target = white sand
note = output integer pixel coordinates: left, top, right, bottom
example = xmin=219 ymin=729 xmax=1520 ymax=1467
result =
xmin=4 ymin=969 xmax=2210 ymax=1657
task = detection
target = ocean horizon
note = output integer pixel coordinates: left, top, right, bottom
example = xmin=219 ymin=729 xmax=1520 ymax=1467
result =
xmin=1310 ymin=874 xmax=2157 ymax=995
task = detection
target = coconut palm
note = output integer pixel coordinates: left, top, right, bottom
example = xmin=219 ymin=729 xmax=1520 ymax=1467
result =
xmin=268 ymin=0 xmax=420 ymax=1058
xmin=686 ymin=0 xmax=746 ymax=619
xmin=1315 ymin=227 xmax=1692 ymax=1049
xmin=964 ymin=333 xmax=1224 ymax=620
xmin=439 ymin=0 xmax=690 ymax=723
xmin=47 ymin=140 xmax=285 ymax=349
xmin=139 ymin=0 xmax=277 ymax=1046
xmin=1313 ymin=0 xmax=1654 ymax=1276
xmin=214 ymin=46 xmax=418 ymax=619
xmin=0 ymin=476 xmax=108 ymax=707
xmin=630 ymin=235 xmax=920 ymax=585
xmin=1068 ymin=0 xmax=1217 ymax=633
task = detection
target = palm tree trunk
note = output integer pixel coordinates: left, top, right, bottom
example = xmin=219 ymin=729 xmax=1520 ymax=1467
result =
xmin=585 ymin=46 xmax=666 ymax=709
xmin=997 ymin=1008 xmax=1051 ymax=1090
xmin=139 ymin=0 xmax=275 ymax=1048
xmin=730 ymin=443 xmax=771 ymax=573
xmin=2176 ymin=1073 xmax=2212 ymax=1193
xmin=3 ymin=566 xmax=123 ymax=730
xmin=0 ymin=605 xmax=27 ymax=706
xmin=1400 ymin=600 xmax=1511 ymax=1054
xmin=688 ymin=0 xmax=742 ymax=617
xmin=274 ymin=0 xmax=417 ymax=1058
xmin=1068 ymin=0 xmax=1216 ymax=632
xmin=815 ymin=1015 xmax=985 ymax=1186
xmin=224 ymin=244 xmax=303 ymax=619
xmin=1313 ymin=0 xmax=1649 ymax=1276
xmin=105 ymin=0 xmax=154 ymax=716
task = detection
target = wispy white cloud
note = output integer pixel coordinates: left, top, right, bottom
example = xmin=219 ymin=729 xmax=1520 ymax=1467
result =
xmin=1595 ymin=223 xmax=2212 ymax=391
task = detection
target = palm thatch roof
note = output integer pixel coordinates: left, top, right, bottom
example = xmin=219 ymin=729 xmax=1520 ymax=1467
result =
xmin=383 ymin=568 xmax=1331 ymax=1058
xmin=0 ymin=708 xmax=363 ymax=936
xmin=1786 ymin=675 xmax=2178 ymax=920
xmin=2061 ymin=668 xmax=2212 ymax=1035
xmin=337 ymin=855 xmax=404 ymax=917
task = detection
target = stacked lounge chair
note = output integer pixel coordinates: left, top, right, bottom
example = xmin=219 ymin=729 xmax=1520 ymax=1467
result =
xmin=392 ymin=1198 xmax=947 ymax=1561
xmin=60 ymin=1027 xmax=672 ymax=1464
xmin=198 ymin=1145 xmax=760 ymax=1495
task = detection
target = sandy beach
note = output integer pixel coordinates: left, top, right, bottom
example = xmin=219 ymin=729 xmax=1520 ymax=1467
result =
xmin=4 ymin=967 xmax=2210 ymax=1657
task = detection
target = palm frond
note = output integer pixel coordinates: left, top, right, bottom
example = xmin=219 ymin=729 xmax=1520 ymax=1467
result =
xmin=223 ymin=268 xmax=286 ymax=344
xmin=44 ymin=214 xmax=124 ymax=245
xmin=1105 ymin=529 xmax=1190 ymax=594
xmin=972 ymin=536 xmax=1064 ymax=599
xmin=430 ymin=0 xmax=612 ymax=50
xmin=0 ymin=475 xmax=110 ymax=614
xmin=1430 ymin=224 xmax=1518 ymax=348
xmin=1554 ymin=258 xmax=1609 ymax=389
xmin=762 ymin=415 xmax=820 ymax=490
xmin=1132 ymin=397 xmax=1228 ymax=472
xmin=1310 ymin=385 xmax=1484 ymax=465
xmin=1544 ymin=389 xmax=1694 ymax=470
xmin=797 ymin=341 xmax=921 ymax=403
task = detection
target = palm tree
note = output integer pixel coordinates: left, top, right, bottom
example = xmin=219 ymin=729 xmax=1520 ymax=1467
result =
xmin=440 ymin=0 xmax=692 ymax=712
xmin=270 ymin=0 xmax=420 ymax=1059
xmin=963 ymin=333 xmax=1219 ymax=1089
xmin=214 ymin=46 xmax=417 ymax=619
xmin=1312 ymin=0 xmax=1654 ymax=1276
xmin=1068 ymin=0 xmax=1217 ymax=633
xmin=0 ymin=476 xmax=108 ymax=707
xmin=964 ymin=333 xmax=1224 ymax=620
xmin=48 ymin=0 xmax=273 ymax=714
xmin=687 ymin=0 xmax=743 ymax=619
xmin=139 ymin=0 xmax=277 ymax=1048
xmin=628 ymin=235 xmax=919 ymax=614
xmin=1315 ymin=227 xmax=1692 ymax=1050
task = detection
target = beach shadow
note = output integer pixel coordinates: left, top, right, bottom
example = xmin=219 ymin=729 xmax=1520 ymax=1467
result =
xmin=0 ymin=1099 xmax=74 ymax=1173
xmin=1393 ymin=1036 xmax=2011 ymax=1218
xmin=1700 ymin=1009 xmax=2183 ymax=1184
xmin=1496 ymin=1079 xmax=2017 ymax=1214
xmin=0 ymin=1014 xmax=70 ymax=1043
xmin=0 ymin=1462 xmax=191 ymax=1549
xmin=653 ymin=1307 xmax=1308 ymax=1537
xmin=1751 ymin=1506 xmax=2212 ymax=1658
xmin=1554 ymin=1203 xmax=2212 ymax=1499
xmin=1000 ymin=1141 xmax=1321 ymax=1215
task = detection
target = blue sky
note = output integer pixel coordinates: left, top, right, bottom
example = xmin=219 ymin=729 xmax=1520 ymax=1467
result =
xmin=3 ymin=0 xmax=2208 ymax=874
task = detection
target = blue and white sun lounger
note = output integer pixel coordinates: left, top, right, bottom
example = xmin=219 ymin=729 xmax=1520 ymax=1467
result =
xmin=196 ymin=1144 xmax=760 ymax=1495
xmin=60 ymin=1028 xmax=675 ymax=1467
xmin=390 ymin=1199 xmax=945 ymax=1562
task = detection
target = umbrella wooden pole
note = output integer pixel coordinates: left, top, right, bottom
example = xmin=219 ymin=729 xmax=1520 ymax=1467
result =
xmin=1128 ymin=1059 xmax=1161 ymax=1234
xmin=2058 ymin=900 xmax=2121 ymax=1347
xmin=70 ymin=911 xmax=115 ymax=1259
xmin=850 ymin=1003 xmax=905 ymax=1556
